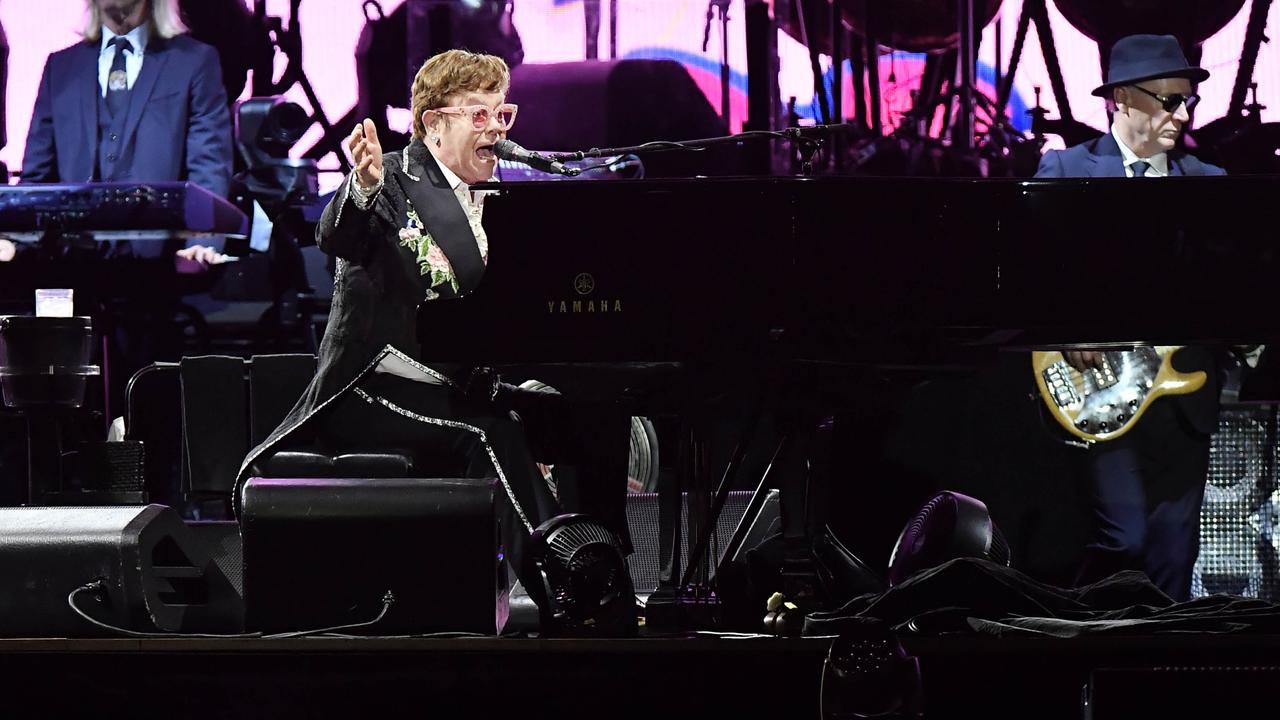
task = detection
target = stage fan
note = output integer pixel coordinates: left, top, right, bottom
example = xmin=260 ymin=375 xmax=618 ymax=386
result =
xmin=530 ymin=514 xmax=637 ymax=636
xmin=887 ymin=491 xmax=1010 ymax=587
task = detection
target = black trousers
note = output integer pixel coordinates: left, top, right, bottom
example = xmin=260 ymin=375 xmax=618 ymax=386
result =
xmin=1074 ymin=398 xmax=1210 ymax=602
xmin=317 ymin=372 xmax=630 ymax=608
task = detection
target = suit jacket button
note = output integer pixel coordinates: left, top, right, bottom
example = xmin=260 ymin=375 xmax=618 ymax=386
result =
xmin=107 ymin=153 xmax=118 ymax=161
xmin=109 ymin=133 xmax=119 ymax=142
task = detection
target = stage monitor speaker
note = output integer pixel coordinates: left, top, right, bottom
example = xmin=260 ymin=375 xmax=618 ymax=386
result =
xmin=240 ymin=477 xmax=501 ymax=635
xmin=506 ymin=60 xmax=742 ymax=178
xmin=0 ymin=504 xmax=242 ymax=637
xmin=624 ymin=489 xmax=777 ymax=595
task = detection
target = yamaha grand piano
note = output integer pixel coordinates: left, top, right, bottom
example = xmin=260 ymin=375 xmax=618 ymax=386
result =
xmin=417 ymin=175 xmax=1280 ymax=623
xmin=421 ymin=175 xmax=1278 ymax=362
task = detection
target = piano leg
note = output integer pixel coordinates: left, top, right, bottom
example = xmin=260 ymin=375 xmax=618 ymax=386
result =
xmin=646 ymin=394 xmax=883 ymax=633
xmin=778 ymin=412 xmax=822 ymax=610
xmin=647 ymin=397 xmax=765 ymax=631
xmin=646 ymin=418 xmax=722 ymax=630
xmin=686 ymin=401 xmax=765 ymax=590
xmin=715 ymin=407 xmax=886 ymax=634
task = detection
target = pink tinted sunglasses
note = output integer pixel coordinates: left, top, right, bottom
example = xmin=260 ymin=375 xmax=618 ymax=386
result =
xmin=431 ymin=104 xmax=518 ymax=130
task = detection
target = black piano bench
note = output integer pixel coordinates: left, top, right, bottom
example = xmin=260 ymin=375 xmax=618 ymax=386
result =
xmin=252 ymin=449 xmax=415 ymax=479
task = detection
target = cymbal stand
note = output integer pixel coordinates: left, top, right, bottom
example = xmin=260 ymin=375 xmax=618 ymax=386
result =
xmin=1228 ymin=0 xmax=1273 ymax=118
xmin=860 ymin=3 xmax=883 ymax=137
xmin=585 ymin=0 xmax=601 ymax=59
xmin=254 ymin=0 xmax=350 ymax=172
xmin=891 ymin=4 xmax=986 ymax=155
xmin=584 ymin=0 xmax=620 ymax=60
xmin=702 ymin=0 xmax=733 ymax=128
xmin=610 ymin=0 xmax=618 ymax=59
xmin=954 ymin=0 xmax=977 ymax=150
xmin=996 ymin=0 xmax=1094 ymax=144
xmin=792 ymin=0 xmax=832 ymax=126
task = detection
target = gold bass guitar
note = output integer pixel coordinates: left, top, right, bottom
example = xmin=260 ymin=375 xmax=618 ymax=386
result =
xmin=1032 ymin=347 xmax=1206 ymax=443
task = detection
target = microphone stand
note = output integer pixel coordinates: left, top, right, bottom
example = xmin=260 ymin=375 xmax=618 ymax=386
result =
xmin=547 ymin=123 xmax=859 ymax=176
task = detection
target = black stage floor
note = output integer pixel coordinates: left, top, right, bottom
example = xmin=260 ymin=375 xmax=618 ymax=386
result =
xmin=3 ymin=633 xmax=1279 ymax=718
xmin=1 ymin=635 xmax=827 ymax=718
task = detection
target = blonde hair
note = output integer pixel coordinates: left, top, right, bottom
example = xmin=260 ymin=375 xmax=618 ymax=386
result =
xmin=410 ymin=49 xmax=510 ymax=140
xmin=83 ymin=0 xmax=188 ymax=43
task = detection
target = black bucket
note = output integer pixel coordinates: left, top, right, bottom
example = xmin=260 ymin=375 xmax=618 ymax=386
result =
xmin=0 ymin=316 xmax=99 ymax=408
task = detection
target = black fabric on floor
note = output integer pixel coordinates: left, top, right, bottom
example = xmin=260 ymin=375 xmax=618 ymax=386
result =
xmin=805 ymin=557 xmax=1280 ymax=637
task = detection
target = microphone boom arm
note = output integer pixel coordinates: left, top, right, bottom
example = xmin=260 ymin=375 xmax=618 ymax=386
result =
xmin=546 ymin=123 xmax=863 ymax=176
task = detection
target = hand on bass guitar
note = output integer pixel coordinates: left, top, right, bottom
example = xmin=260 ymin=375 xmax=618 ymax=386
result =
xmin=1033 ymin=347 xmax=1207 ymax=443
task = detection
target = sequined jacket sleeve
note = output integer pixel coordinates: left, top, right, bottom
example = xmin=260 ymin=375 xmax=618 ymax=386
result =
xmin=316 ymin=151 xmax=404 ymax=262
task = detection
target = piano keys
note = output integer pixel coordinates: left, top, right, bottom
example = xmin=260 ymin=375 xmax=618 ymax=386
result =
xmin=0 ymin=181 xmax=248 ymax=243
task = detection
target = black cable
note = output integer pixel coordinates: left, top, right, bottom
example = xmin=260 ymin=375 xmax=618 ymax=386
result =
xmin=571 ymin=155 xmax=645 ymax=175
xmin=67 ymin=581 xmax=262 ymax=639
xmin=1031 ymin=392 xmax=1092 ymax=451
xmin=314 ymin=631 xmax=489 ymax=639
xmin=67 ymin=580 xmax=397 ymax=639
xmin=263 ymin=590 xmax=396 ymax=639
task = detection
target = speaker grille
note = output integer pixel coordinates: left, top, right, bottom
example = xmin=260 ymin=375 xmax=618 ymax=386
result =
xmin=185 ymin=521 xmax=243 ymax=599
xmin=1192 ymin=404 xmax=1280 ymax=601
xmin=624 ymin=490 xmax=760 ymax=594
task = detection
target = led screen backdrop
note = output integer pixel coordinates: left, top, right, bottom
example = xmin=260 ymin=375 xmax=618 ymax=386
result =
xmin=2 ymin=0 xmax=1278 ymax=183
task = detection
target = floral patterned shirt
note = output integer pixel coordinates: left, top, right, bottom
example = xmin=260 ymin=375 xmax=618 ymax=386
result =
xmin=351 ymin=145 xmax=493 ymax=301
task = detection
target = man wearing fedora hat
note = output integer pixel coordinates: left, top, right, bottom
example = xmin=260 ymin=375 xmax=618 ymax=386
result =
xmin=1037 ymin=34 xmax=1224 ymax=179
xmin=1036 ymin=34 xmax=1225 ymax=602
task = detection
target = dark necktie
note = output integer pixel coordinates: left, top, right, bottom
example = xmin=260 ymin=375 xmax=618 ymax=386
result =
xmin=1129 ymin=160 xmax=1151 ymax=179
xmin=105 ymin=37 xmax=132 ymax=117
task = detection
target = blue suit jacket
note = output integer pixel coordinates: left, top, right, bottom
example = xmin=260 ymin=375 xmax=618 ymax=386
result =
xmin=21 ymin=34 xmax=231 ymax=197
xmin=1035 ymin=132 xmax=1226 ymax=436
xmin=1035 ymin=131 xmax=1226 ymax=178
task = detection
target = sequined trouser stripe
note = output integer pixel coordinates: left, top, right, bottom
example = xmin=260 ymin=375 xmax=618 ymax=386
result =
xmin=353 ymin=387 xmax=533 ymax=533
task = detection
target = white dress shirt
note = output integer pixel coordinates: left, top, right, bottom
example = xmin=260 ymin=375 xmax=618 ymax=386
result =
xmin=423 ymin=141 xmax=498 ymax=212
xmin=422 ymin=143 xmax=493 ymax=264
xmin=1110 ymin=124 xmax=1169 ymax=177
xmin=99 ymin=22 xmax=150 ymax=97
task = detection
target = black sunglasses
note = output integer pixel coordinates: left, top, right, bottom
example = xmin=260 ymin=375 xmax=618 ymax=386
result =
xmin=1130 ymin=85 xmax=1199 ymax=112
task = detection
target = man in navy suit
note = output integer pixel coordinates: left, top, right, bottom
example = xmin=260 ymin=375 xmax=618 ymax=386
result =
xmin=21 ymin=0 xmax=231 ymax=198
xmin=1035 ymin=34 xmax=1225 ymax=601
xmin=13 ymin=0 xmax=234 ymax=414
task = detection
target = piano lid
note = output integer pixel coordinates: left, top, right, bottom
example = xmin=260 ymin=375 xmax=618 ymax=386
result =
xmin=417 ymin=175 xmax=1280 ymax=368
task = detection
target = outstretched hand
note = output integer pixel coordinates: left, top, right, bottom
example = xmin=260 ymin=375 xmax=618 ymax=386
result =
xmin=348 ymin=118 xmax=383 ymax=189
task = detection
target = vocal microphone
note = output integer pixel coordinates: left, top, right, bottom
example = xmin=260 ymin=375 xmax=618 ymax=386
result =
xmin=493 ymin=139 xmax=580 ymax=177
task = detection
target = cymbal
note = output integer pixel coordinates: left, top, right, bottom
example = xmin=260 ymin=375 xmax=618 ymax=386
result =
xmin=778 ymin=0 xmax=1003 ymax=55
